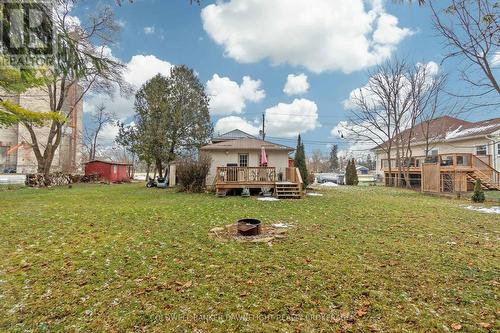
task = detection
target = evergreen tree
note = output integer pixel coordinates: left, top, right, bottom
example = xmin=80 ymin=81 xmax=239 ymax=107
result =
xmin=351 ymin=158 xmax=359 ymax=186
xmin=294 ymin=134 xmax=309 ymax=186
xmin=345 ymin=158 xmax=359 ymax=186
xmin=117 ymin=66 xmax=212 ymax=178
xmin=471 ymin=179 xmax=485 ymax=203
xmin=329 ymin=144 xmax=339 ymax=171
xmin=345 ymin=159 xmax=352 ymax=185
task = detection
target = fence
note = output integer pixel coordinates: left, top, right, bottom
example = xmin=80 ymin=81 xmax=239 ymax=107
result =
xmin=0 ymin=174 xmax=26 ymax=186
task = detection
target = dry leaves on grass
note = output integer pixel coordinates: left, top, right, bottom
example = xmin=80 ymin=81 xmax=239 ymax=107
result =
xmin=451 ymin=323 xmax=462 ymax=330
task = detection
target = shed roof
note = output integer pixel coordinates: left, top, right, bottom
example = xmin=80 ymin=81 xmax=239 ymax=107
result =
xmin=84 ymin=159 xmax=132 ymax=166
xmin=200 ymin=138 xmax=294 ymax=152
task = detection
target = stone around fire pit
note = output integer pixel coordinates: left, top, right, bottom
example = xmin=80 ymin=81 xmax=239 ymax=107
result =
xmin=209 ymin=222 xmax=292 ymax=243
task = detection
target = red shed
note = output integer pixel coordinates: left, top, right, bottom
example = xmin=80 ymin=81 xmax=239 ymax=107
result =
xmin=84 ymin=160 xmax=132 ymax=183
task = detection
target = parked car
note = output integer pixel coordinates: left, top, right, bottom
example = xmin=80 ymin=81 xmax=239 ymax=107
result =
xmin=3 ymin=167 xmax=16 ymax=174
xmin=317 ymin=173 xmax=338 ymax=184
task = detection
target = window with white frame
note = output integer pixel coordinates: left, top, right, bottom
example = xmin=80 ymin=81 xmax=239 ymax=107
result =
xmin=498 ymin=143 xmax=500 ymax=155
xmin=239 ymin=153 xmax=248 ymax=167
xmin=476 ymin=145 xmax=487 ymax=156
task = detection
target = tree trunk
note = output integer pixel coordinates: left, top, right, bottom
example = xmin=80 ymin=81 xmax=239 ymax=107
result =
xmin=145 ymin=163 xmax=150 ymax=182
xmin=156 ymin=159 xmax=163 ymax=178
xmin=386 ymin=149 xmax=393 ymax=187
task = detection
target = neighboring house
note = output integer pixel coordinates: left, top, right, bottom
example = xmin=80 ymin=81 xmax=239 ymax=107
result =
xmin=356 ymin=166 xmax=369 ymax=175
xmin=0 ymin=86 xmax=83 ymax=174
xmin=374 ymin=116 xmax=500 ymax=192
xmin=200 ymin=129 xmax=304 ymax=198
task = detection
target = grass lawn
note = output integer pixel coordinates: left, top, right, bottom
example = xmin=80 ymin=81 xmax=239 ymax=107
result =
xmin=0 ymin=184 xmax=498 ymax=332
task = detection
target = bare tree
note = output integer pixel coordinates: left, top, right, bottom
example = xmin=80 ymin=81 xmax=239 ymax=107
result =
xmin=398 ymin=64 xmax=448 ymax=187
xmin=430 ymin=0 xmax=499 ymax=106
xmin=308 ymin=150 xmax=329 ymax=173
xmin=345 ymin=59 xmax=412 ymax=186
xmin=0 ymin=0 xmax=130 ymax=180
xmin=83 ymin=104 xmax=116 ymax=160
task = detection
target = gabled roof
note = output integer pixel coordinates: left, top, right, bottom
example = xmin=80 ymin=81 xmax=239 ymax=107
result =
xmin=200 ymin=138 xmax=294 ymax=152
xmin=212 ymin=129 xmax=257 ymax=143
xmin=375 ymin=116 xmax=500 ymax=150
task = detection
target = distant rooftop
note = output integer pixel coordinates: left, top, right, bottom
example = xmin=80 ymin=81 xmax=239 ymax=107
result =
xmin=212 ymin=129 xmax=257 ymax=143
xmin=375 ymin=116 xmax=500 ymax=150
xmin=201 ymin=137 xmax=294 ymax=152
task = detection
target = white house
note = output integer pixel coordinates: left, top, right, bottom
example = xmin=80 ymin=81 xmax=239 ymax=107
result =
xmin=200 ymin=130 xmax=303 ymax=198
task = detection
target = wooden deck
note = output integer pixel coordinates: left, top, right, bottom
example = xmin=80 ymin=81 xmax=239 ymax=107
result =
xmin=381 ymin=153 xmax=499 ymax=192
xmin=215 ymin=166 xmax=304 ymax=198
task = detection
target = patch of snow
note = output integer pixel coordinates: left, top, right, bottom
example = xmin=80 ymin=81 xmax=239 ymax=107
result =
xmin=272 ymin=223 xmax=291 ymax=228
xmin=257 ymin=197 xmax=280 ymax=202
xmin=320 ymin=182 xmax=338 ymax=187
xmin=307 ymin=192 xmax=324 ymax=196
xmin=462 ymin=205 xmax=500 ymax=214
xmin=445 ymin=124 xmax=497 ymax=139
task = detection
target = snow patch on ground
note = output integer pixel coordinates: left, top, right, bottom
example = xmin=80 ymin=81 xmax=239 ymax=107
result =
xmin=462 ymin=205 xmax=500 ymax=214
xmin=272 ymin=223 xmax=291 ymax=228
xmin=320 ymin=182 xmax=338 ymax=187
xmin=258 ymin=197 xmax=280 ymax=202
xmin=307 ymin=193 xmax=324 ymax=196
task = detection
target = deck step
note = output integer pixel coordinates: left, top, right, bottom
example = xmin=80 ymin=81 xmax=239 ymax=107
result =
xmin=276 ymin=184 xmax=302 ymax=198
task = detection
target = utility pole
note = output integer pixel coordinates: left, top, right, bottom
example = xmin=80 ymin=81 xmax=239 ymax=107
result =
xmin=261 ymin=113 xmax=266 ymax=140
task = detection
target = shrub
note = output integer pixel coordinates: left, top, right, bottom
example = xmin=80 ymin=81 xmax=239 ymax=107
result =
xmin=471 ymin=179 xmax=485 ymax=203
xmin=345 ymin=159 xmax=359 ymax=186
xmin=307 ymin=173 xmax=316 ymax=186
xmin=176 ymin=156 xmax=211 ymax=193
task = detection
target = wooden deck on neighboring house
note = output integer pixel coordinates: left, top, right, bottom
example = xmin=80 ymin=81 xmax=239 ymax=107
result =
xmin=214 ymin=166 xmax=304 ymax=198
xmin=381 ymin=153 xmax=500 ymax=193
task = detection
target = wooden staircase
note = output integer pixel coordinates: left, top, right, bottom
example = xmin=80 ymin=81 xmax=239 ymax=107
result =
xmin=275 ymin=182 xmax=302 ymax=199
xmin=469 ymin=156 xmax=500 ymax=190
xmin=466 ymin=172 xmax=499 ymax=190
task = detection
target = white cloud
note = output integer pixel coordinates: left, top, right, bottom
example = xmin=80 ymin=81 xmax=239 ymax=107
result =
xmin=214 ymin=116 xmax=260 ymax=136
xmin=283 ymin=74 xmax=310 ymax=96
xmin=214 ymin=99 xmax=320 ymax=138
xmin=343 ymin=60 xmax=439 ymax=109
xmin=99 ymin=123 xmax=120 ymax=144
xmin=85 ymin=54 xmax=174 ymax=119
xmin=144 ymin=26 xmax=155 ymax=34
xmin=492 ymin=51 xmax=500 ymax=67
xmin=206 ymin=74 xmax=265 ymax=115
xmin=265 ymin=98 xmax=320 ymax=137
xmin=201 ymin=0 xmax=413 ymax=73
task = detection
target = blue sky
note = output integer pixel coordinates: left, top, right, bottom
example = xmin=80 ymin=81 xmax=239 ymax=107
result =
xmin=77 ymin=0 xmax=497 ymax=156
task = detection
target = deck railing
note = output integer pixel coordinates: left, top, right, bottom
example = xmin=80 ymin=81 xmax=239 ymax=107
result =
xmin=216 ymin=167 xmax=276 ymax=184
xmin=472 ymin=155 xmax=499 ymax=185
xmin=382 ymin=153 xmax=494 ymax=171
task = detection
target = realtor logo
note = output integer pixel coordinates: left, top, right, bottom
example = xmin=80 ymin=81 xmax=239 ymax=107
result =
xmin=0 ymin=0 xmax=55 ymax=68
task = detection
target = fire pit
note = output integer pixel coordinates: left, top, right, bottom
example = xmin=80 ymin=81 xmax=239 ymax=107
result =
xmin=237 ymin=218 xmax=262 ymax=236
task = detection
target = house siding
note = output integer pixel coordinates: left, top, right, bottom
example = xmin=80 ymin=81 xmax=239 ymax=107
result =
xmin=204 ymin=150 xmax=290 ymax=186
